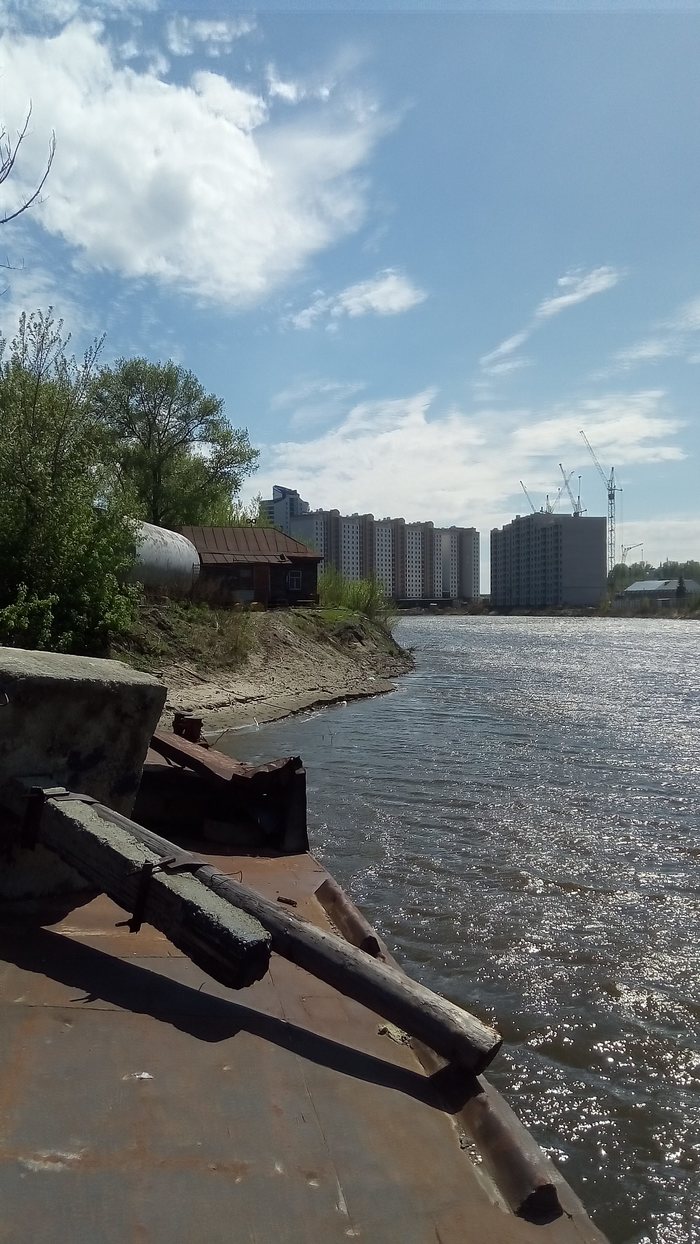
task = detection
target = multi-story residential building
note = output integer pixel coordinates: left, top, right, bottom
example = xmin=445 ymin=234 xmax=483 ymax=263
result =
xmin=433 ymin=527 xmax=480 ymax=599
xmin=405 ymin=522 xmax=435 ymax=599
xmin=290 ymin=509 xmax=340 ymax=573
xmin=259 ymin=485 xmax=309 ymax=534
xmin=269 ymin=485 xmax=480 ymax=601
xmin=374 ymin=518 xmax=407 ymax=598
xmin=490 ymin=512 xmax=606 ymax=608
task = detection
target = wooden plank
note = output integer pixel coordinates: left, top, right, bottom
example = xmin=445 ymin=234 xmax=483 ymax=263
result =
xmin=24 ymin=794 xmax=271 ymax=990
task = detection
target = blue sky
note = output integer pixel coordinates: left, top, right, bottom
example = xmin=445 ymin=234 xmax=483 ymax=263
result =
xmin=1 ymin=1 xmax=699 ymax=585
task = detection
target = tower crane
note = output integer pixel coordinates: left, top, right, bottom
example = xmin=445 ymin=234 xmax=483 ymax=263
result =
xmin=520 ymin=480 xmax=564 ymax=515
xmin=580 ymin=431 xmax=622 ymax=575
xmin=558 ymin=464 xmax=586 ymax=516
xmin=621 ymin=543 xmax=643 ymax=565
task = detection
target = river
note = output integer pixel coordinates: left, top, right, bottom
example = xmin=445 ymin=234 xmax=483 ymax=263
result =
xmin=223 ymin=616 xmax=700 ymax=1244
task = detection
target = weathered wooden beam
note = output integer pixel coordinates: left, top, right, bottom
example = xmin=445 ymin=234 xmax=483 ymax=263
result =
xmin=20 ymin=790 xmax=271 ymax=990
xmin=81 ymin=799 xmax=502 ymax=1074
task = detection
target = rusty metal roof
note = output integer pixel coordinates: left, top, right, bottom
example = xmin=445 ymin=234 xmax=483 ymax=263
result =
xmin=199 ymin=551 xmax=292 ymax=566
xmin=182 ymin=526 xmax=321 ymax=564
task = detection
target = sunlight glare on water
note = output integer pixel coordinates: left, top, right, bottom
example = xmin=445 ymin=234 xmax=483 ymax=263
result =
xmin=226 ymin=617 xmax=700 ymax=1244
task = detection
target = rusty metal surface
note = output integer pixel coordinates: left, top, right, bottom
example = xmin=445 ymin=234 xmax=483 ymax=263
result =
xmin=150 ymin=731 xmax=301 ymax=786
xmin=0 ymin=839 xmax=606 ymax=1243
xmin=180 ymin=526 xmax=322 ymax=564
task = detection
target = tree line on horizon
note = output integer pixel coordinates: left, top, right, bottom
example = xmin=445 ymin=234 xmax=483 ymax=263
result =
xmin=608 ymin=559 xmax=700 ymax=595
xmin=0 ymin=308 xmax=260 ymax=653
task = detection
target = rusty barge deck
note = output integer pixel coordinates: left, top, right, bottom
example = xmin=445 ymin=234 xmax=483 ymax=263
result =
xmin=0 ymin=758 xmax=606 ymax=1242
xmin=0 ymin=649 xmax=607 ymax=1244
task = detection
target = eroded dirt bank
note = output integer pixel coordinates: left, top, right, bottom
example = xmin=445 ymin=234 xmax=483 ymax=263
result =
xmin=115 ymin=605 xmax=414 ymax=732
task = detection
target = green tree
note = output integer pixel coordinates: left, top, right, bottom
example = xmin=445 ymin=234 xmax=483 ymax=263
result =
xmin=0 ymin=310 xmax=137 ymax=652
xmin=92 ymin=358 xmax=259 ymax=528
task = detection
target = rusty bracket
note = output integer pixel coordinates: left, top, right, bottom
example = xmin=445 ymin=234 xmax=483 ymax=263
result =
xmin=21 ymin=786 xmax=97 ymax=849
xmin=119 ymin=850 xmax=205 ymax=934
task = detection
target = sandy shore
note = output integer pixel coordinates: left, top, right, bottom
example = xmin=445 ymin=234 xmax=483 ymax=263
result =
xmin=154 ymin=611 xmax=414 ymax=734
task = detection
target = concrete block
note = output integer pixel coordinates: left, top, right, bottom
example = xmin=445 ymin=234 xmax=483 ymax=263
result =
xmin=0 ymin=648 xmax=166 ymax=815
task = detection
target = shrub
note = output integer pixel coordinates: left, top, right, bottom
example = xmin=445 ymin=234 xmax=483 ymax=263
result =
xmin=0 ymin=310 xmax=137 ymax=653
xmin=318 ymin=566 xmax=392 ymax=624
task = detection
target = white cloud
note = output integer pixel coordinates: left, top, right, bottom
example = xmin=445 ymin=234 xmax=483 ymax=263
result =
xmin=612 ymin=293 xmax=700 ymax=372
xmin=479 ymin=330 xmax=529 ymax=369
xmin=266 ymin=65 xmax=333 ymax=106
xmin=289 ymin=268 xmax=427 ymax=329
xmin=484 ymin=357 xmax=531 ymax=376
xmin=613 ymin=338 xmax=674 ymax=368
xmin=271 ymin=375 xmax=366 ymax=430
xmin=535 ymin=266 xmax=621 ymax=319
xmin=256 ymin=386 xmax=683 ymax=531
xmin=165 ymin=16 xmax=255 ymax=58
xmin=0 ymin=0 xmax=154 ymax=30
xmin=0 ymin=21 xmax=391 ymax=308
xmin=479 ymin=265 xmax=622 ymax=378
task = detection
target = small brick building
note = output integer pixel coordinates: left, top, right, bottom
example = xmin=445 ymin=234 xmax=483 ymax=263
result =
xmin=181 ymin=526 xmax=321 ymax=607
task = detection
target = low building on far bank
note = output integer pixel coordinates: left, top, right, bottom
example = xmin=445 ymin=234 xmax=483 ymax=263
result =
xmin=620 ymin=578 xmax=700 ymax=608
xmin=181 ymin=526 xmax=321 ymax=607
xmin=490 ymin=512 xmax=606 ymax=609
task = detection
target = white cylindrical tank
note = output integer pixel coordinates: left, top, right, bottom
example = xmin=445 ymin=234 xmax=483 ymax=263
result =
xmin=128 ymin=521 xmax=200 ymax=595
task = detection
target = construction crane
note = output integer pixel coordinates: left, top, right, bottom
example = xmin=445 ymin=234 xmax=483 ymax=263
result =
xmin=519 ymin=480 xmax=536 ymax=513
xmin=558 ymin=464 xmax=586 ymax=516
xmin=580 ymin=431 xmax=622 ymax=574
xmin=621 ymin=543 xmax=643 ymax=565
xmin=520 ymin=480 xmax=563 ymax=516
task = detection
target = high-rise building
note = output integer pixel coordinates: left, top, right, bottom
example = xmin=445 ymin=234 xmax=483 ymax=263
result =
xmin=289 ymin=509 xmax=340 ymax=572
xmin=405 ymin=522 xmax=435 ymax=599
xmin=433 ymin=527 xmax=480 ymax=599
xmin=490 ymin=512 xmax=606 ymax=608
xmin=374 ymin=518 xmax=406 ymax=599
xmin=259 ymin=486 xmax=310 ymax=534
xmin=268 ymin=486 xmax=480 ymax=601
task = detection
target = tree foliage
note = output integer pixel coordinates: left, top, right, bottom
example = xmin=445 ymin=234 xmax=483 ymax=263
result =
xmin=92 ymin=358 xmax=259 ymax=528
xmin=0 ymin=311 xmax=137 ymax=652
xmin=608 ymin=558 xmax=700 ymax=594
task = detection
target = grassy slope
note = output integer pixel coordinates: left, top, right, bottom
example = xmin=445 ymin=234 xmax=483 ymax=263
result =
xmin=112 ymin=600 xmax=411 ymax=679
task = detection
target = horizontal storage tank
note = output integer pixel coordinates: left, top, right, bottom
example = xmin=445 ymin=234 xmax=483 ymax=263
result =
xmin=128 ymin=521 xmax=200 ymax=596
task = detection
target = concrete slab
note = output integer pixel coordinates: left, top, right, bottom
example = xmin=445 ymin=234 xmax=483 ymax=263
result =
xmin=0 ymin=647 xmax=165 ymax=814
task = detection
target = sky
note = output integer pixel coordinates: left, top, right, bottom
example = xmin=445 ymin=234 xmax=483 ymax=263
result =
xmin=1 ymin=0 xmax=699 ymax=587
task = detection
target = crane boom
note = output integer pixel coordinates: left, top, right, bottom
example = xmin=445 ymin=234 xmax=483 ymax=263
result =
xmin=558 ymin=464 xmax=578 ymax=514
xmin=519 ymin=480 xmax=536 ymax=513
xmin=580 ymin=430 xmax=608 ymax=486
xmin=579 ymin=430 xmax=621 ymax=575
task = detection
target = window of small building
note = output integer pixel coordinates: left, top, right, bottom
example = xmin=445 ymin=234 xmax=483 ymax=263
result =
xmin=287 ymin=569 xmax=302 ymax=591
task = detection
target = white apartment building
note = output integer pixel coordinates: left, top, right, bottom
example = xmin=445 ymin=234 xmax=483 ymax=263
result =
xmin=270 ymin=485 xmax=480 ymax=602
xmin=374 ymin=520 xmax=394 ymax=595
xmin=339 ymin=516 xmax=362 ymax=581
xmin=432 ymin=530 xmax=444 ymax=597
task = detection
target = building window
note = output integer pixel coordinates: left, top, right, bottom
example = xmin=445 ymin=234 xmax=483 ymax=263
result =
xmin=287 ymin=569 xmax=302 ymax=592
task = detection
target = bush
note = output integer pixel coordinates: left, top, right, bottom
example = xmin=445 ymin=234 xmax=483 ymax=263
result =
xmin=0 ymin=310 xmax=138 ymax=653
xmin=318 ymin=566 xmax=392 ymax=624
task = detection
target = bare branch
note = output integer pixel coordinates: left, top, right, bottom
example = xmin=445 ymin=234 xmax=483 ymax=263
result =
xmin=0 ymin=103 xmax=56 ymax=226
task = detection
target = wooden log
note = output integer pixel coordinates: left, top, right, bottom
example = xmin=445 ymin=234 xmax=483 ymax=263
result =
xmin=81 ymin=799 xmax=502 ymax=1074
xmin=24 ymin=791 xmax=271 ymax=990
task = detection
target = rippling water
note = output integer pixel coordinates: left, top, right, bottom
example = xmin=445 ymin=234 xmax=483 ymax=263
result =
xmin=224 ymin=617 xmax=700 ymax=1244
